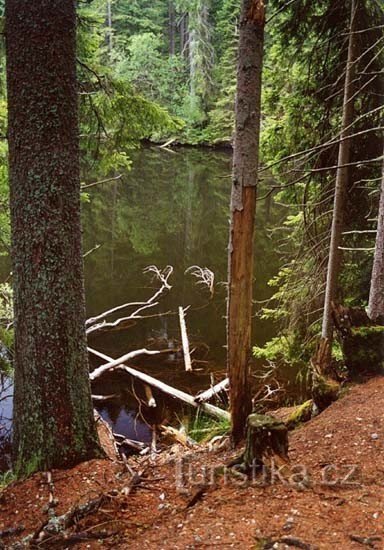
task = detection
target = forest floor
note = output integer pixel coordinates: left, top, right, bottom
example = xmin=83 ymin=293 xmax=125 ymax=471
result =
xmin=1 ymin=376 xmax=384 ymax=549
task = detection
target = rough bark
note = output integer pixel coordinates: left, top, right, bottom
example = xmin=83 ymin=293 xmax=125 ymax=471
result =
xmin=321 ymin=0 xmax=357 ymax=347
xmin=227 ymin=0 xmax=265 ymax=444
xmin=368 ymin=146 xmax=384 ymax=320
xmin=6 ymin=0 xmax=102 ymax=475
xmin=242 ymin=414 xmax=288 ymax=472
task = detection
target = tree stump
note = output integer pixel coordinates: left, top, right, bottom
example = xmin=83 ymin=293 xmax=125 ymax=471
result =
xmin=312 ymin=373 xmax=340 ymax=412
xmin=332 ymin=304 xmax=384 ymax=377
xmin=242 ymin=414 xmax=288 ymax=472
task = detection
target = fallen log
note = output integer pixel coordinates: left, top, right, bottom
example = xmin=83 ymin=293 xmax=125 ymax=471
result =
xmin=195 ymin=377 xmax=229 ymax=403
xmin=90 ymin=349 xmax=162 ymax=381
xmin=88 ymin=347 xmax=230 ymax=421
xmin=179 ymin=306 xmax=192 ymax=372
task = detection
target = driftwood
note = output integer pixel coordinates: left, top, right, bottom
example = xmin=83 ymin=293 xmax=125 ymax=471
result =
xmin=144 ymin=384 xmax=156 ymax=408
xmin=88 ymin=347 xmax=230 ymax=421
xmin=195 ymin=377 xmax=229 ymax=403
xmin=89 ymin=348 xmax=164 ymax=380
xmin=179 ymin=306 xmax=192 ymax=372
xmin=113 ymin=433 xmax=147 ymax=452
xmin=185 ymin=265 xmax=215 ymax=297
xmin=86 ymin=265 xmax=173 ymax=335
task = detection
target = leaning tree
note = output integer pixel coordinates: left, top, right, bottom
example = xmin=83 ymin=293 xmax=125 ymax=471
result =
xmin=6 ymin=0 xmax=102 ymax=475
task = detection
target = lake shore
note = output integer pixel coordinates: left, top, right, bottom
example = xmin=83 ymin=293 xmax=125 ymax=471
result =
xmin=1 ymin=375 xmax=383 ymax=549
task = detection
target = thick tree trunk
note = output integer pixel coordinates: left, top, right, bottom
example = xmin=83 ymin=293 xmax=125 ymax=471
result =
xmin=6 ymin=0 xmax=102 ymax=475
xmin=227 ymin=0 xmax=265 ymax=444
xmin=368 ymin=147 xmax=384 ymax=320
xmin=321 ymin=0 xmax=357 ymax=349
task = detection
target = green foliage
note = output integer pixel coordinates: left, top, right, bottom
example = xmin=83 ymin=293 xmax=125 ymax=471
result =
xmin=0 ymin=470 xmax=15 ymax=490
xmin=286 ymin=399 xmax=313 ymax=430
xmin=116 ymin=33 xmax=188 ymax=116
xmin=187 ymin=411 xmax=230 ymax=443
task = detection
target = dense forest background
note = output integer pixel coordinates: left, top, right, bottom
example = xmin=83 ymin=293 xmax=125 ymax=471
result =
xmin=1 ymin=0 xmax=384 ymax=371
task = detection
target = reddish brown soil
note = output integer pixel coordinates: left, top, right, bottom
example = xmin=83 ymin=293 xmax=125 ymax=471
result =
xmin=1 ymin=377 xmax=384 ymax=549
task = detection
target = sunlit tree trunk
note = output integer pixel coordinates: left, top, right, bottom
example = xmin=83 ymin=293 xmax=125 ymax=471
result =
xmin=227 ymin=0 xmax=265 ymax=444
xmin=6 ymin=0 xmax=102 ymax=475
xmin=320 ymin=0 xmax=357 ymax=353
xmin=368 ymin=146 xmax=384 ymax=320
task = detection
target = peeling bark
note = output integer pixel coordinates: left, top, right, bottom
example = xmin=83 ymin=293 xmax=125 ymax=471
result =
xmin=6 ymin=0 xmax=102 ymax=475
xmin=227 ymin=0 xmax=265 ymax=444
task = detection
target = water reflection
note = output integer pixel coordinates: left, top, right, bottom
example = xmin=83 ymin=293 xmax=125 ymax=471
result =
xmin=0 ymin=147 xmax=284 ymax=462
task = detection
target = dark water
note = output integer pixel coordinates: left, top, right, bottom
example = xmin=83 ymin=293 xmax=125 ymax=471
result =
xmin=0 ymin=147 xmax=284 ymax=465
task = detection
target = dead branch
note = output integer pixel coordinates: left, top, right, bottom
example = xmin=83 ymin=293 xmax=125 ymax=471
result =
xmin=144 ymin=384 xmax=156 ymax=408
xmin=88 ymin=347 xmax=230 ymax=421
xmin=32 ymin=493 xmax=113 ymax=545
xmin=186 ymin=265 xmax=215 ymax=296
xmin=83 ymin=244 xmax=101 ymax=258
xmin=195 ymin=377 xmax=229 ymax=403
xmin=89 ymin=349 xmax=163 ymax=380
xmin=81 ymin=174 xmax=123 ymax=190
xmin=86 ymin=265 xmax=173 ymax=335
xmin=178 ymin=306 xmax=192 ymax=372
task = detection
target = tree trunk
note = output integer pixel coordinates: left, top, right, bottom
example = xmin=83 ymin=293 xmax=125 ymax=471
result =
xmin=106 ymin=0 xmax=113 ymax=57
xmin=169 ymin=1 xmax=176 ymax=56
xmin=320 ymin=0 xmax=357 ymax=352
xmin=179 ymin=13 xmax=189 ymax=60
xmin=227 ymin=0 xmax=265 ymax=444
xmin=6 ymin=0 xmax=102 ymax=475
xmin=368 ymin=145 xmax=384 ymax=320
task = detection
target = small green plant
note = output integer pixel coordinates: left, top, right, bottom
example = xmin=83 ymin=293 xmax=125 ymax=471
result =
xmin=0 ymin=470 xmax=15 ymax=490
xmin=187 ymin=411 xmax=230 ymax=443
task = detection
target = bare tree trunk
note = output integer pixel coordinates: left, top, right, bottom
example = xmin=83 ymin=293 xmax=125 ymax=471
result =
xmin=368 ymin=145 xmax=384 ymax=320
xmin=321 ymin=0 xmax=357 ymax=350
xmin=106 ymin=0 xmax=113 ymax=58
xmin=6 ymin=0 xmax=102 ymax=475
xmin=169 ymin=1 xmax=176 ymax=55
xmin=179 ymin=13 xmax=189 ymax=60
xmin=227 ymin=0 xmax=265 ymax=445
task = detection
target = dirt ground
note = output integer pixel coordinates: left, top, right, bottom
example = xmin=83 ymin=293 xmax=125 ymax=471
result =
xmin=1 ymin=376 xmax=383 ymax=549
